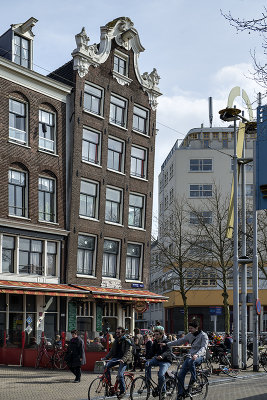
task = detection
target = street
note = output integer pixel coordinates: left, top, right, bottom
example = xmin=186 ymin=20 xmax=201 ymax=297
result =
xmin=1 ymin=366 xmax=267 ymax=400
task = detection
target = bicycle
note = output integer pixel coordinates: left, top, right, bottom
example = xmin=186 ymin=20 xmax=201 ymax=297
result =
xmin=130 ymin=371 xmax=165 ymax=400
xmin=212 ymin=352 xmax=239 ymax=378
xmin=88 ymin=361 xmax=134 ymax=400
xmin=35 ymin=337 xmax=67 ymax=369
xmin=162 ymin=353 xmax=209 ymax=400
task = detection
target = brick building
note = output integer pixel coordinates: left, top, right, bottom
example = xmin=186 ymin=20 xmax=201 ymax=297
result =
xmin=0 ymin=16 xmax=166 ymax=344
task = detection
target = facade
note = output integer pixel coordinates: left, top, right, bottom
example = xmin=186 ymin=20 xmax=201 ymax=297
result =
xmin=0 ymin=17 xmax=166 ymax=347
xmin=153 ymin=125 xmax=267 ymax=333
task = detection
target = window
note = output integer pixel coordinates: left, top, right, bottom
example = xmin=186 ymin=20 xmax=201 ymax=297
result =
xmin=190 ymin=159 xmax=212 ymax=171
xmin=202 ymin=133 xmax=210 ymax=148
xmin=164 ymin=195 xmax=169 ymax=210
xmin=84 ymin=83 xmax=104 ymax=116
xmin=47 ymin=242 xmax=57 ymax=276
xmin=114 ymin=55 xmax=127 ymax=76
xmin=164 ymin=171 xmax=168 ymax=186
xmin=222 ymin=133 xmax=228 ymax=148
xmin=39 ymin=110 xmax=56 ymax=153
xmin=190 ymin=240 xmax=212 ymax=257
xmin=213 ymin=132 xmax=219 ymax=139
xmin=105 ymin=187 xmax=122 ymax=224
xmin=9 ymin=99 xmax=27 ymax=144
xmin=82 ymin=128 xmax=101 ymax=165
xmin=107 ymin=137 xmax=124 ymax=172
xmin=169 ymin=164 xmax=174 ymax=179
xmin=128 ymin=193 xmax=145 ymax=228
xmin=110 ymin=95 xmax=127 ymax=127
xmin=190 ymin=184 xmax=212 ymax=197
xmin=13 ymin=34 xmax=30 ymax=67
xmin=79 ymin=180 xmax=98 ymax=219
xmin=38 ymin=177 xmax=56 ymax=222
xmin=8 ymin=170 xmax=27 ymax=217
xmin=2 ymin=235 xmax=15 ymax=273
xmin=187 ymin=270 xmax=216 ymax=286
xmin=170 ymin=188 xmax=174 ymax=204
xmin=131 ymin=146 xmax=147 ymax=179
xmin=159 ymin=179 xmax=164 ymax=192
xmin=126 ymin=243 xmax=142 ymax=280
xmin=77 ymin=235 xmax=96 ymax=276
xmin=19 ymin=238 xmax=43 ymax=275
xmin=238 ymin=184 xmax=253 ymax=197
xmin=190 ymin=211 xmax=212 ymax=224
xmin=103 ymin=239 xmax=119 ymax=278
xmin=133 ymin=105 xmax=149 ymax=135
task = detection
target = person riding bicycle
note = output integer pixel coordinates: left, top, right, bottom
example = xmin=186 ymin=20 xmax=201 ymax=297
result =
xmin=102 ymin=326 xmax=132 ymax=399
xmin=145 ymin=326 xmax=172 ymax=396
xmin=167 ymin=320 xmax=208 ymax=399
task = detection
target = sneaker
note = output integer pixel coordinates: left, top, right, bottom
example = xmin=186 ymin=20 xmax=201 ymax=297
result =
xmin=73 ymin=379 xmax=80 ymax=383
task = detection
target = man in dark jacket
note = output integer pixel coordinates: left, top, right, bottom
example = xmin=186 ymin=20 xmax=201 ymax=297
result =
xmin=66 ymin=329 xmax=86 ymax=382
xmin=103 ymin=326 xmax=131 ymax=398
xmin=145 ymin=327 xmax=172 ymax=394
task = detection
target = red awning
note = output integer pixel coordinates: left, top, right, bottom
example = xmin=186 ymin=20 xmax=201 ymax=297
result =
xmin=0 ymin=280 xmax=88 ymax=297
xmin=72 ymin=285 xmax=168 ymax=303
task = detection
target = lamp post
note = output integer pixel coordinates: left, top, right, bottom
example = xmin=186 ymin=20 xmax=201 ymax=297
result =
xmin=219 ymin=106 xmax=241 ymax=368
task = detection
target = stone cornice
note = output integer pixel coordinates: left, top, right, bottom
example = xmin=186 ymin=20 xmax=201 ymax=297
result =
xmin=72 ymin=17 xmax=161 ymax=109
xmin=0 ymin=217 xmax=69 ymax=236
xmin=0 ymin=57 xmax=72 ymax=102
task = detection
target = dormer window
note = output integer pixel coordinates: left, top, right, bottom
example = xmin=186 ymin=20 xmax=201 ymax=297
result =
xmin=14 ymin=34 xmax=30 ymax=68
xmin=114 ymin=55 xmax=127 ymax=76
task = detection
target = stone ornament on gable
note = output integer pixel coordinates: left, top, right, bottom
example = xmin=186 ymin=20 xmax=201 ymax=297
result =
xmin=75 ymin=27 xmax=89 ymax=53
xmin=101 ymin=279 xmax=122 ymax=289
xmin=141 ymin=68 xmax=160 ymax=90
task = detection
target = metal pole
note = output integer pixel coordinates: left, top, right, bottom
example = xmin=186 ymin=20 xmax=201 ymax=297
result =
xmin=232 ymin=114 xmax=240 ymax=368
xmin=241 ymin=141 xmax=247 ymax=369
xmin=252 ymin=142 xmax=259 ymax=371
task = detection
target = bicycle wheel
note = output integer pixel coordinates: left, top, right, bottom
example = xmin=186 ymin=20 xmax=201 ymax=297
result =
xmin=260 ymin=352 xmax=267 ymax=372
xmin=88 ymin=377 xmax=108 ymax=400
xmin=201 ymin=359 xmax=212 ymax=376
xmin=130 ymin=376 xmax=150 ymax=400
xmin=190 ymin=372 xmax=208 ymax=400
xmin=160 ymin=377 xmax=177 ymax=400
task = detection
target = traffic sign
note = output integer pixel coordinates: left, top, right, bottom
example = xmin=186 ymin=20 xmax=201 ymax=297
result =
xmin=26 ymin=316 xmax=32 ymax=325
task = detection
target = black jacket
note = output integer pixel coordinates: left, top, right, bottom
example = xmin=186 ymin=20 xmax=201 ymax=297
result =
xmin=150 ymin=338 xmax=172 ymax=363
xmin=66 ymin=336 xmax=86 ymax=367
xmin=105 ymin=335 xmax=132 ymax=364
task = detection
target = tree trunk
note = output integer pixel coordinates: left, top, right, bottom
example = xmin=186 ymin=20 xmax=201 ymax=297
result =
xmin=181 ymin=292 xmax=188 ymax=333
xmin=222 ymin=289 xmax=230 ymax=333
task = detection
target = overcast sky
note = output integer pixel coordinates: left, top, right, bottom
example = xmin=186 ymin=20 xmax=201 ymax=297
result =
xmin=0 ymin=0 xmax=265 ymax=232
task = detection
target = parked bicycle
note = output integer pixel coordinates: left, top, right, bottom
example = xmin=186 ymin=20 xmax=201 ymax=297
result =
xmin=35 ymin=337 xmax=67 ymax=369
xmin=88 ymin=361 xmax=134 ymax=400
xmin=212 ymin=352 xmax=239 ymax=378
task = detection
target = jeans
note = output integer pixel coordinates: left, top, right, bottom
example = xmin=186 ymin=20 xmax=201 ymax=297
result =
xmin=105 ymin=358 xmax=127 ymax=393
xmin=145 ymin=358 xmax=171 ymax=393
xmin=177 ymin=356 xmax=203 ymax=395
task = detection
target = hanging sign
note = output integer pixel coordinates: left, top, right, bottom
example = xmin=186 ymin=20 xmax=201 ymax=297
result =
xmin=134 ymin=301 xmax=148 ymax=313
xmin=68 ymin=301 xmax=77 ymax=331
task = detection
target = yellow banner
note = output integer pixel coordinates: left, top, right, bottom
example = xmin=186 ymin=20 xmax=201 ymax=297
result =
xmin=226 ymin=122 xmax=246 ymax=238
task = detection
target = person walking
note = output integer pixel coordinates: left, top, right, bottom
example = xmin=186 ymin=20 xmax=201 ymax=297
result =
xmin=66 ymin=329 xmax=86 ymax=383
xmin=132 ymin=328 xmax=144 ymax=371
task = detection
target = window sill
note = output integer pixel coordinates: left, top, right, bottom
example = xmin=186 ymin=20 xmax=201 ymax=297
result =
xmin=8 ymin=215 xmax=31 ymax=221
xmin=107 ymin=168 xmax=125 ymax=176
xmin=102 ymin=277 xmax=120 ymax=281
xmin=112 ymin=71 xmax=132 ymax=86
xmin=128 ymin=226 xmax=146 ymax=232
xmin=188 ymin=170 xmax=213 ymax=173
xmin=38 ymin=220 xmax=59 ymax=225
xmin=38 ymin=149 xmax=59 ymax=157
xmin=76 ymin=274 xmax=97 ymax=279
xmin=83 ymin=109 xmax=104 ymax=120
xmin=125 ymin=279 xmax=143 ymax=283
xmin=104 ymin=221 xmax=124 ymax=227
xmin=109 ymin=122 xmax=127 ymax=131
xmin=8 ymin=140 xmax=30 ymax=149
xmin=130 ymin=175 xmax=148 ymax=182
xmin=82 ymin=160 xmax=102 ymax=168
xmin=132 ymin=129 xmax=149 ymax=138
xmin=79 ymin=215 xmax=99 ymax=222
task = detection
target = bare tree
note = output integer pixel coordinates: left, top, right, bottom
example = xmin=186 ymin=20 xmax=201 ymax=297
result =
xmin=187 ymin=186 xmax=233 ymax=333
xmin=152 ymin=197 xmax=208 ymax=333
xmin=222 ymin=8 xmax=267 ymax=93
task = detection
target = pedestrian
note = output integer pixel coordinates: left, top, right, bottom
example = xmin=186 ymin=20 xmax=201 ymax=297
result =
xmin=131 ymin=328 xmax=144 ymax=371
xmin=65 ymin=329 xmax=86 ymax=383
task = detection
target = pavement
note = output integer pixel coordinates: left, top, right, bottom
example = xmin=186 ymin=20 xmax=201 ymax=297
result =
xmin=1 ymin=365 xmax=267 ymax=400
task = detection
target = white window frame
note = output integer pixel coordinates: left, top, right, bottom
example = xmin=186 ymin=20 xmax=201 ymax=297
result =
xmin=189 ymin=159 xmax=213 ymax=172
xmin=113 ymin=49 xmax=129 ymax=77
xmin=125 ymin=242 xmax=143 ymax=282
xmin=189 ymin=184 xmax=212 ymax=198
xmin=107 ymin=136 xmax=125 ymax=174
xmin=130 ymin=145 xmax=148 ymax=180
xmin=82 ymin=126 xmax=101 ymax=166
xmin=9 ymin=98 xmax=28 ymax=146
xmin=132 ymin=104 xmax=149 ymax=136
xmin=84 ymin=82 xmax=104 ymax=117
xmin=38 ymin=175 xmax=56 ymax=223
xmin=13 ymin=34 xmax=30 ymax=68
xmin=103 ymin=238 xmax=121 ymax=279
xmin=38 ymin=109 xmax=56 ymax=154
xmin=8 ymin=168 xmax=28 ymax=218
xmin=105 ymin=186 xmax=123 ymax=225
xmin=76 ymin=233 xmax=97 ymax=278
xmin=128 ymin=192 xmax=146 ymax=230
xmin=79 ymin=179 xmax=99 ymax=221
xmin=109 ymin=93 xmax=128 ymax=129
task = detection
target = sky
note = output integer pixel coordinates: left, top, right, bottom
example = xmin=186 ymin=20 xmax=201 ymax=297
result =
xmin=0 ymin=0 xmax=265 ymax=231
